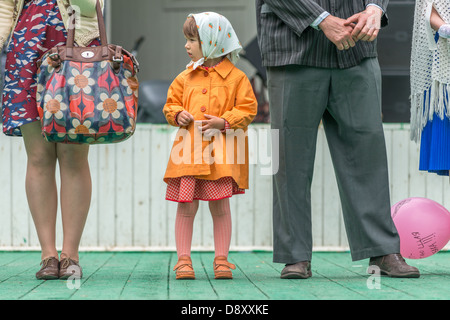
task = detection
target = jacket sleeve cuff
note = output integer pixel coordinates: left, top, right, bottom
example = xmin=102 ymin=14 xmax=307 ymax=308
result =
xmin=164 ymin=106 xmax=185 ymax=127
xmin=261 ymin=0 xmax=326 ymax=36
xmin=221 ymin=110 xmax=255 ymax=130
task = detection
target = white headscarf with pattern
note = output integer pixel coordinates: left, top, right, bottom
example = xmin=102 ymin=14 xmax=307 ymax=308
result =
xmin=186 ymin=12 xmax=242 ymax=70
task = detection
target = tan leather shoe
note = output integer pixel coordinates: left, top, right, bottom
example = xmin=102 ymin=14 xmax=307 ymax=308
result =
xmin=369 ymin=253 xmax=420 ymax=278
xmin=213 ymin=256 xmax=236 ymax=279
xmin=36 ymin=257 xmax=59 ymax=280
xmin=173 ymin=256 xmax=195 ymax=280
xmin=59 ymin=257 xmax=83 ymax=280
xmin=280 ymin=261 xmax=312 ymax=279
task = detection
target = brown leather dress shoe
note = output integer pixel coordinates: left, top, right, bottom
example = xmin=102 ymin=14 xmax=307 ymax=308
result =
xmin=280 ymin=261 xmax=312 ymax=279
xmin=59 ymin=257 xmax=83 ymax=280
xmin=369 ymin=253 xmax=420 ymax=278
xmin=36 ymin=257 xmax=59 ymax=280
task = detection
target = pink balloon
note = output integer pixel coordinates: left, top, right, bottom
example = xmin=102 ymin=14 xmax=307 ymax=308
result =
xmin=391 ymin=197 xmax=450 ymax=259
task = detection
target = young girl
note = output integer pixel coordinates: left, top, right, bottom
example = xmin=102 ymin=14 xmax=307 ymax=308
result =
xmin=0 ymin=0 xmax=103 ymax=280
xmin=163 ymin=12 xmax=257 ymax=280
xmin=410 ymin=1 xmax=450 ymax=176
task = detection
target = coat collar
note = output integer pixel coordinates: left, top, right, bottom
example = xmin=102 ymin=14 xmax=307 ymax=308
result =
xmin=186 ymin=57 xmax=235 ymax=79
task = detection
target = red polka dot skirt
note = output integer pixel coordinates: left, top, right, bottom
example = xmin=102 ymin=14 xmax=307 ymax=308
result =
xmin=166 ymin=176 xmax=245 ymax=202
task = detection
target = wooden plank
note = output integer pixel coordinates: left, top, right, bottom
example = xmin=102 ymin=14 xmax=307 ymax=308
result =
xmin=119 ymin=252 xmax=172 ymax=300
xmin=321 ymin=134 xmax=341 ymax=247
xmin=115 ymin=138 xmax=134 ymax=247
xmin=0 ymin=135 xmax=11 ymax=246
xmin=390 ymin=129 xmax=410 ymax=204
xmin=150 ymin=125 xmax=175 ymax=248
xmin=384 ymin=128 xmax=393 ymax=197
xmin=196 ymin=200 xmax=212 ymax=250
xmin=408 ymin=138 xmax=426 ymax=198
xmin=10 ymin=138 xmax=29 ymax=248
xmin=252 ymin=170 xmax=272 ymax=248
xmin=235 ymin=162 xmax=256 ymax=247
xmin=312 ymin=126 xmax=325 ymax=247
xmin=132 ymin=127 xmax=152 ymax=247
xmin=252 ymin=126 xmax=273 ymax=248
xmin=82 ymin=146 xmax=100 ymax=247
xmin=96 ymin=144 xmax=117 ymax=248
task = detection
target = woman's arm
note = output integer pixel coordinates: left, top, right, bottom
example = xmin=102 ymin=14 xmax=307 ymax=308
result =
xmin=430 ymin=7 xmax=446 ymax=31
xmin=70 ymin=0 xmax=102 ymax=18
xmin=0 ymin=0 xmax=15 ymax=50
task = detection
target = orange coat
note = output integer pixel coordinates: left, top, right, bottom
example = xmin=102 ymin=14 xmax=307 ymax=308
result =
xmin=163 ymin=58 xmax=257 ymax=189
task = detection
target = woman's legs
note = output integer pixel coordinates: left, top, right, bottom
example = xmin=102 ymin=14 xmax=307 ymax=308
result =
xmin=209 ymin=198 xmax=232 ymax=257
xmin=21 ymin=122 xmax=58 ymax=260
xmin=57 ymin=143 xmax=91 ymax=262
xmin=21 ymin=121 xmax=92 ymax=262
xmin=175 ymin=200 xmax=199 ymax=257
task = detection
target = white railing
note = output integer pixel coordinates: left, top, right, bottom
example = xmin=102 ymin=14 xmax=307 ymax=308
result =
xmin=0 ymin=123 xmax=449 ymax=252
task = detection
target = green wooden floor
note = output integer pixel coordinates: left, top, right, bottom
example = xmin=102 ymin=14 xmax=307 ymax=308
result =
xmin=0 ymin=251 xmax=449 ymax=300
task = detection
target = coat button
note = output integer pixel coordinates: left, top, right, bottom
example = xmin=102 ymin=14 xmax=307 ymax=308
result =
xmin=200 ymin=106 xmax=206 ymax=112
xmin=203 ymin=71 xmax=208 ymax=77
xmin=202 ymin=88 xmax=207 ymax=94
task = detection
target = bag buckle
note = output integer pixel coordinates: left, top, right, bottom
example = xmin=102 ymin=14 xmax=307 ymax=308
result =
xmin=48 ymin=52 xmax=61 ymax=60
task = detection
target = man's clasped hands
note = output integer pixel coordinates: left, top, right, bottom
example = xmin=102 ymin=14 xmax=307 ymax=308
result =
xmin=320 ymin=6 xmax=383 ymax=51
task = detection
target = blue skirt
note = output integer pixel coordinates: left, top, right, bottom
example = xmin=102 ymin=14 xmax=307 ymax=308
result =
xmin=418 ymin=32 xmax=450 ymax=176
xmin=419 ymin=112 xmax=450 ymax=176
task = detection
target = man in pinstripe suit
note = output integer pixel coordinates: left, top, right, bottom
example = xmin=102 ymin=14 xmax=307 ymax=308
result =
xmin=256 ymin=0 xmax=420 ymax=279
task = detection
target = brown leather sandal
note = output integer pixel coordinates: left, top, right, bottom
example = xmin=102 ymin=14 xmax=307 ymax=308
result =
xmin=173 ymin=256 xmax=195 ymax=280
xmin=213 ymin=256 xmax=236 ymax=279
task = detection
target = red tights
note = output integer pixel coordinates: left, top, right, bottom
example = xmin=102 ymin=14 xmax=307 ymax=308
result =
xmin=175 ymin=198 xmax=232 ymax=257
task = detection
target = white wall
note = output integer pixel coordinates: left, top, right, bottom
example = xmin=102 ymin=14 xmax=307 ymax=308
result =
xmin=1 ymin=124 xmax=449 ymax=252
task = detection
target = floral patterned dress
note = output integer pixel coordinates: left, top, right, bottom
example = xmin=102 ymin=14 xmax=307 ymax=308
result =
xmin=1 ymin=0 xmax=98 ymax=136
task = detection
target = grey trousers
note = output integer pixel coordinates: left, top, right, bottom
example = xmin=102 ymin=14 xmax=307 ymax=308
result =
xmin=267 ymin=58 xmax=400 ymax=263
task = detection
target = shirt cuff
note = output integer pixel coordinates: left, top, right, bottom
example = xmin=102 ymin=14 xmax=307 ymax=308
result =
xmin=310 ymin=11 xmax=330 ymax=30
xmin=366 ymin=4 xmax=384 ymax=13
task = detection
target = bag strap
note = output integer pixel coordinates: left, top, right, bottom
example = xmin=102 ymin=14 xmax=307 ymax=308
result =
xmin=66 ymin=0 xmax=108 ymax=58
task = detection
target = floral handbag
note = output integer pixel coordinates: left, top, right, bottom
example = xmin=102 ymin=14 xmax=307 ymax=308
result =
xmin=36 ymin=0 xmax=139 ymax=144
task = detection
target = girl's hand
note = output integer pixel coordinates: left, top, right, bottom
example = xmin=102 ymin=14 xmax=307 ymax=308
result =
xmin=177 ymin=110 xmax=195 ymax=127
xmin=200 ymin=114 xmax=225 ymax=132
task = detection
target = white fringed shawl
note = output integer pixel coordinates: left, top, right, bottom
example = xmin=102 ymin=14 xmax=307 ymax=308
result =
xmin=410 ymin=0 xmax=450 ymax=142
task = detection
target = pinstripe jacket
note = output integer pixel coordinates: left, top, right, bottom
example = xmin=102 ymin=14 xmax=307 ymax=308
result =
xmin=256 ymin=0 xmax=389 ymax=69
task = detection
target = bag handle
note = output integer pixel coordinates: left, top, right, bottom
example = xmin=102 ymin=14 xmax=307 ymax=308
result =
xmin=66 ymin=0 xmax=108 ymax=58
